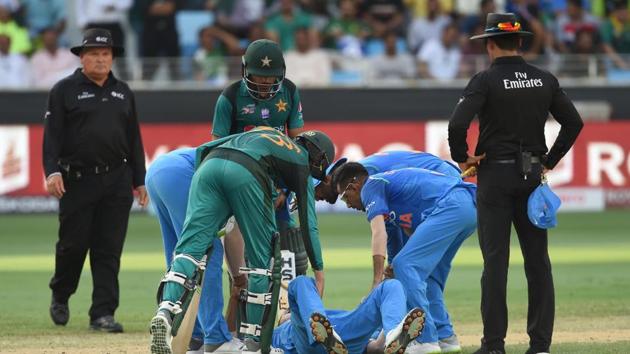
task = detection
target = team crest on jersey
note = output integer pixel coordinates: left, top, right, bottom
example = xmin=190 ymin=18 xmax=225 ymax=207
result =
xmin=261 ymin=108 xmax=270 ymax=119
xmin=241 ymin=104 xmax=255 ymax=115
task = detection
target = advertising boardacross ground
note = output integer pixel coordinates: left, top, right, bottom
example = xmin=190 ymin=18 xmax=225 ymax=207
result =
xmin=1 ymin=121 xmax=629 ymax=212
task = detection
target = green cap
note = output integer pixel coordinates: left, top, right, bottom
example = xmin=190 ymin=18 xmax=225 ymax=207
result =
xmin=296 ymin=130 xmax=336 ymax=180
xmin=243 ymin=39 xmax=285 ymax=77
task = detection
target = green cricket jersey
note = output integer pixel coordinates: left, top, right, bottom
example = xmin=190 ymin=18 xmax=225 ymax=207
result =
xmin=196 ymin=127 xmax=323 ymax=271
xmin=211 ymin=79 xmax=304 ymax=138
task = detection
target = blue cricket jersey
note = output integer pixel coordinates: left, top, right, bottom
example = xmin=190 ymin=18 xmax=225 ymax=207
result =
xmin=359 ymin=151 xmax=461 ymax=178
xmin=362 ymin=168 xmax=474 ymax=235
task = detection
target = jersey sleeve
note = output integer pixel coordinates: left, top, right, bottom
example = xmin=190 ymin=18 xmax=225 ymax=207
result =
xmin=448 ymin=71 xmax=488 ymax=162
xmin=361 ymin=177 xmax=390 ymax=222
xmin=211 ymin=94 xmax=234 ymax=138
xmin=42 ymin=82 xmax=66 ymax=177
xmin=287 ymin=87 xmax=304 ymax=129
xmin=294 ymin=166 xmax=324 ymax=271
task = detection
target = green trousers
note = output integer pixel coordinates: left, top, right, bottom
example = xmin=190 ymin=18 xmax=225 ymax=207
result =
xmin=162 ymin=157 xmax=276 ymax=334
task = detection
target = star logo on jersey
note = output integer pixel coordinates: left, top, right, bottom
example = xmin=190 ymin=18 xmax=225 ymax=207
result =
xmin=261 ymin=56 xmax=272 ymax=67
xmin=275 ymin=99 xmax=287 ymax=112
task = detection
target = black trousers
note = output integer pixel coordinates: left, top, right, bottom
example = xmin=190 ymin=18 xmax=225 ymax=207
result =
xmin=476 ymin=162 xmax=554 ymax=352
xmin=49 ymin=165 xmax=133 ymax=321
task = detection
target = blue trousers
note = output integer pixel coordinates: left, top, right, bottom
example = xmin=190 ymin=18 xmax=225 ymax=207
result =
xmin=392 ymin=187 xmax=477 ymax=343
xmin=145 ymin=149 xmax=231 ymax=345
xmin=273 ymin=276 xmax=407 ymax=354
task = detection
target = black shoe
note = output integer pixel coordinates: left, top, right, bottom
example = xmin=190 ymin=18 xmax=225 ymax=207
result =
xmin=90 ymin=315 xmax=123 ymax=333
xmin=473 ymin=348 xmax=506 ymax=354
xmin=188 ymin=336 xmax=203 ymax=352
xmin=50 ymin=300 xmax=69 ymax=326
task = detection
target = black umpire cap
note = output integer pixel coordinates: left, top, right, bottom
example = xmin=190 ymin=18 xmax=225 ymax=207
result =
xmin=70 ymin=28 xmax=124 ymax=56
xmin=470 ymin=13 xmax=533 ymax=40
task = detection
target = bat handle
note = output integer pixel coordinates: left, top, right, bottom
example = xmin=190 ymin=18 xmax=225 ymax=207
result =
xmin=461 ymin=166 xmax=477 ymax=178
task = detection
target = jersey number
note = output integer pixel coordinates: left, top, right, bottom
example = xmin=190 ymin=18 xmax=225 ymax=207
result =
xmin=261 ymin=133 xmax=301 ymax=153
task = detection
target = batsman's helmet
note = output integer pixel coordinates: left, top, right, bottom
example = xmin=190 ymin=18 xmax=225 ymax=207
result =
xmin=242 ymin=39 xmax=285 ymax=100
xmin=296 ymin=130 xmax=336 ymax=181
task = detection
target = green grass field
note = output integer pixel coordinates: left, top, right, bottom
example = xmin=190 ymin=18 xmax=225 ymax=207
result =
xmin=1 ymin=211 xmax=629 ymax=353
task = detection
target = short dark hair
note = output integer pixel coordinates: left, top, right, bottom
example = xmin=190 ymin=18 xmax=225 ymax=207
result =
xmin=487 ymin=34 xmax=520 ymax=50
xmin=332 ymin=162 xmax=368 ymax=192
xmin=568 ymin=0 xmax=583 ymax=8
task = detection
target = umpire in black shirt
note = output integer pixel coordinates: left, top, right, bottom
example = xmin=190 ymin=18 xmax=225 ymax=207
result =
xmin=448 ymin=13 xmax=583 ymax=354
xmin=43 ymin=28 xmax=148 ymax=332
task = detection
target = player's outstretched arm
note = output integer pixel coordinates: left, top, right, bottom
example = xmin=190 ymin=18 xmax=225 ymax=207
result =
xmin=370 ymin=215 xmax=388 ymax=290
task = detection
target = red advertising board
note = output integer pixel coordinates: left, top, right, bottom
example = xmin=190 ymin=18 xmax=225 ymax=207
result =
xmin=2 ymin=121 xmax=630 ymax=209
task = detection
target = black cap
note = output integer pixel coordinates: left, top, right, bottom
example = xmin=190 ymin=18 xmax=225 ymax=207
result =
xmin=470 ymin=13 xmax=533 ymax=40
xmin=70 ymin=28 xmax=124 ymax=56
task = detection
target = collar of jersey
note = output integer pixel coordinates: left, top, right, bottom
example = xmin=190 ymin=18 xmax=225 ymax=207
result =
xmin=491 ymin=56 xmax=526 ymax=66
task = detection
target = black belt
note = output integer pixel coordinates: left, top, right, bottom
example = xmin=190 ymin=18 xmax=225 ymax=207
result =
xmin=60 ymin=158 xmax=126 ymax=179
xmin=484 ymin=156 xmax=540 ymax=164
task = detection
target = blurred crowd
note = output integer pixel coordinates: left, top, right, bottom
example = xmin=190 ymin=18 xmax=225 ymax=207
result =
xmin=1 ymin=0 xmax=630 ymax=88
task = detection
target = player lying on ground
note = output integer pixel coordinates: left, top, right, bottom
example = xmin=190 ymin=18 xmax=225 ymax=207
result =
xmin=272 ymin=276 xmax=425 ymax=354
xmin=333 ymin=163 xmax=477 ymax=354
xmin=149 ymin=127 xmax=335 ymax=354
xmin=313 ymin=151 xmax=463 ymax=353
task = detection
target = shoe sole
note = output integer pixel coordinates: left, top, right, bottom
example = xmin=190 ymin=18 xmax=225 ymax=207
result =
xmin=384 ymin=308 xmax=426 ymax=354
xmin=310 ymin=312 xmax=348 ymax=354
xmin=150 ymin=315 xmax=172 ymax=354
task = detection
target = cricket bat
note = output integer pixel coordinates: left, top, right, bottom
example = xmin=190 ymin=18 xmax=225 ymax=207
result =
xmin=276 ymin=250 xmax=296 ymax=325
xmin=171 ymin=224 xmax=230 ymax=354
xmin=171 ymin=286 xmax=202 ymax=354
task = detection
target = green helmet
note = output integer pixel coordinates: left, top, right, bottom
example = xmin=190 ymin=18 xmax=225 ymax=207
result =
xmin=242 ymin=39 xmax=285 ymax=100
xmin=296 ymin=130 xmax=336 ymax=180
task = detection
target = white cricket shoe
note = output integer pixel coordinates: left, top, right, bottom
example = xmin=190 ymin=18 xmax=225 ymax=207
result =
xmin=150 ymin=312 xmax=173 ymax=354
xmin=384 ymin=308 xmax=426 ymax=354
xmin=310 ymin=312 xmax=348 ymax=354
xmin=204 ymin=337 xmax=246 ymax=354
xmin=405 ymin=340 xmax=442 ymax=354
xmin=439 ymin=334 xmax=462 ymax=353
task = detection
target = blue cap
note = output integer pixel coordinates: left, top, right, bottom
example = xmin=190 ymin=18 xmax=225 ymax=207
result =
xmin=527 ymin=183 xmax=561 ymax=229
xmin=312 ymin=158 xmax=348 ymax=187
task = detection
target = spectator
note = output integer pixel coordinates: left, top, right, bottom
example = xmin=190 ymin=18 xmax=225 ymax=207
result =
xmin=407 ymin=0 xmax=451 ymax=53
xmin=601 ymin=0 xmax=630 ymax=68
xmin=417 ymin=22 xmax=461 ymax=81
xmin=405 ymin=0 xmax=453 ymax=18
xmin=265 ymin=0 xmax=314 ymax=51
xmin=193 ymin=26 xmax=240 ymax=85
xmin=139 ymin=0 xmax=182 ymax=80
xmin=0 ymin=0 xmax=18 ymax=13
xmin=561 ymin=28 xmax=603 ymax=76
xmin=461 ymin=0 xmax=497 ymax=55
xmin=554 ymin=0 xmax=599 ymax=53
xmin=0 ymin=4 xmax=31 ymax=54
xmin=285 ymin=27 xmax=332 ymax=86
xmin=214 ymin=0 xmax=265 ymax=39
xmin=323 ymin=0 xmax=369 ymax=57
xmin=0 ymin=33 xmax=29 ymax=88
xmin=507 ymin=0 xmax=546 ymax=55
xmin=370 ymin=31 xmax=416 ymax=83
xmin=19 ymin=0 xmax=66 ymax=39
xmin=76 ymin=0 xmax=131 ymax=56
xmin=361 ymin=0 xmax=405 ymax=38
xmin=30 ymin=28 xmax=78 ymax=89
xmin=297 ymin=0 xmax=332 ymax=31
